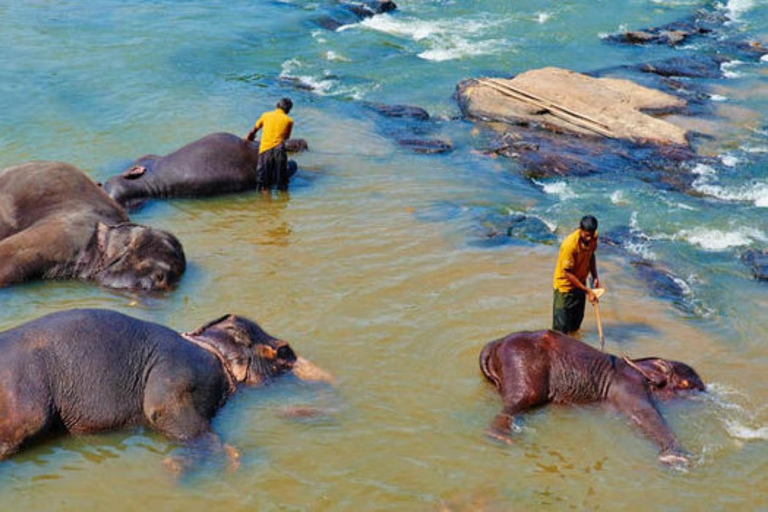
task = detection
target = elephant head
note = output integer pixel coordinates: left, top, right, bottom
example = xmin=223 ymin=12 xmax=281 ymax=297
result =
xmin=93 ymin=222 xmax=186 ymax=292
xmin=103 ymin=155 xmax=159 ymax=206
xmin=628 ymin=357 xmax=706 ymax=399
xmin=184 ymin=314 xmax=333 ymax=387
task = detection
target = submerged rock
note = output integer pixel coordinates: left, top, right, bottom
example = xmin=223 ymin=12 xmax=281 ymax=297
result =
xmin=315 ymin=0 xmax=396 ymax=30
xmin=472 ymin=213 xmax=557 ymax=247
xmin=457 ymin=67 xmax=690 ymax=147
xmin=365 ymin=102 xmax=430 ymax=120
xmin=396 ymin=138 xmax=453 ymax=154
xmin=485 ymin=125 xmax=698 ymax=190
xmin=741 ymin=249 xmax=768 ymax=281
xmin=639 ymin=54 xmax=728 ymax=79
xmin=364 ymin=101 xmax=452 ymax=155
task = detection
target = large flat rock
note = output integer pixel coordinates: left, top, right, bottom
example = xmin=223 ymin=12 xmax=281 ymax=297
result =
xmin=457 ymin=67 xmax=690 ymax=146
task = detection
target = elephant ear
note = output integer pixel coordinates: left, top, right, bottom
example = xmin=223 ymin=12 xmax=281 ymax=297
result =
xmin=628 ymin=357 xmax=672 ymax=387
xmin=122 ymin=165 xmax=147 ymax=180
xmin=185 ymin=314 xmax=251 ymax=382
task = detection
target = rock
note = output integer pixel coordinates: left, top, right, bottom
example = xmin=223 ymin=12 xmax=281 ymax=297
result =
xmin=396 ymin=138 xmax=452 ymax=154
xmin=365 ymin=103 xmax=430 ymax=120
xmin=639 ymin=54 xmax=728 ymax=79
xmin=457 ymin=67 xmax=690 ymax=147
xmin=630 ymin=260 xmax=694 ymax=314
xmin=741 ymin=249 xmax=768 ymax=280
xmin=486 ymin=126 xmax=698 ymax=186
xmin=472 ymin=213 xmax=556 ymax=247
xmin=315 ymin=0 xmax=396 ymax=30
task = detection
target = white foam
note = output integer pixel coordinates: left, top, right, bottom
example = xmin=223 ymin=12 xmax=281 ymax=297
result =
xmin=610 ymin=190 xmax=626 ymax=205
xmin=324 ymin=50 xmax=349 ymax=62
xmin=725 ymin=422 xmax=768 ymax=440
xmin=355 ymin=13 xmax=512 ymax=62
xmin=707 ymin=383 xmax=768 ymax=440
xmin=535 ymin=12 xmax=551 ymax=24
xmin=694 ymin=180 xmax=768 ymax=208
xmin=722 ymin=60 xmax=745 ymax=79
xmin=710 ymin=94 xmax=728 ymax=102
xmin=721 ymin=153 xmax=742 ymax=167
xmin=418 ymin=38 xmax=510 ymax=62
xmin=674 ymin=226 xmax=764 ymax=250
xmin=533 ymin=180 xmax=577 ymax=200
xmin=725 ymin=0 xmax=756 ymax=21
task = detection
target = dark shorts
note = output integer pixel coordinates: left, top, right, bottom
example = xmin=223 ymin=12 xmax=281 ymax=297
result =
xmin=256 ymin=144 xmax=294 ymax=191
xmin=552 ymin=288 xmax=586 ymax=334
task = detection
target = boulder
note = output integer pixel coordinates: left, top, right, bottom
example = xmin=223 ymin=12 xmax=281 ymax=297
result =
xmin=456 ymin=67 xmax=689 ymax=147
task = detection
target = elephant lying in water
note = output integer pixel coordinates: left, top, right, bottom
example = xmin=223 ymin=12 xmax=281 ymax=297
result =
xmin=0 ymin=161 xmax=185 ymax=292
xmin=479 ymin=330 xmax=705 ymax=467
xmin=103 ymin=132 xmax=307 ymax=208
xmin=0 ymin=309 xmax=332 ymax=461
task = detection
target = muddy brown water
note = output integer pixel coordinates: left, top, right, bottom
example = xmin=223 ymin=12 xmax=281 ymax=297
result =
xmin=1 ymin=110 xmax=766 ymax=510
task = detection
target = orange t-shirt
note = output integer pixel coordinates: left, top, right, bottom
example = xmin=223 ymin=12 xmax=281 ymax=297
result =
xmin=553 ymin=229 xmax=597 ymax=292
xmin=253 ymin=108 xmax=293 ymax=153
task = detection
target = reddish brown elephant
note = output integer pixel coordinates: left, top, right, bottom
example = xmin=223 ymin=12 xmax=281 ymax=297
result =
xmin=479 ymin=330 xmax=705 ymax=467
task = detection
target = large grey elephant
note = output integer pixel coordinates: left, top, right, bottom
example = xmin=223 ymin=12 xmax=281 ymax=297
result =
xmin=479 ymin=329 xmax=705 ymax=467
xmin=103 ymin=132 xmax=307 ymax=208
xmin=0 ymin=309 xmax=332 ymax=461
xmin=0 ymin=161 xmax=185 ymax=292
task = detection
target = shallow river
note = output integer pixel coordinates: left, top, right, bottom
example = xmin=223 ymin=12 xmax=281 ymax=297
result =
xmin=1 ymin=0 xmax=767 ymax=510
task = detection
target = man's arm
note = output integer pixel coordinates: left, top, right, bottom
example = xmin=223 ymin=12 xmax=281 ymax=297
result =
xmin=590 ymin=252 xmax=600 ymax=289
xmin=564 ymin=269 xmax=597 ymax=303
xmin=245 ymin=118 xmax=263 ymax=141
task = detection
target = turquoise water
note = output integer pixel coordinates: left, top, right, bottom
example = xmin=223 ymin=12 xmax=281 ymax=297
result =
xmin=1 ymin=0 xmax=768 ymax=510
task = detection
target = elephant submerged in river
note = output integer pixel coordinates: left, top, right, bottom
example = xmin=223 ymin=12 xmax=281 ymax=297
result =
xmin=0 ymin=309 xmax=332 ymax=461
xmin=0 ymin=161 xmax=185 ymax=292
xmin=479 ymin=330 xmax=705 ymax=467
xmin=103 ymin=132 xmax=307 ymax=208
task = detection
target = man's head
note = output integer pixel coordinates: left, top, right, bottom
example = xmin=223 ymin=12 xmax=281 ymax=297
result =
xmin=276 ymin=97 xmax=293 ymax=114
xmin=578 ymin=215 xmax=598 ymax=246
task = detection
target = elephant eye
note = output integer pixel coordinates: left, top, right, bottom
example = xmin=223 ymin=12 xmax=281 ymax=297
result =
xmin=276 ymin=345 xmax=295 ymax=361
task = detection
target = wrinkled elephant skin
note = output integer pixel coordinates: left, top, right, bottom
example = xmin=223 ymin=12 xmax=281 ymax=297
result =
xmin=0 ymin=309 xmax=331 ymax=460
xmin=479 ymin=330 xmax=704 ymax=467
xmin=0 ymin=161 xmax=185 ymax=292
xmin=103 ymin=132 xmax=305 ymax=208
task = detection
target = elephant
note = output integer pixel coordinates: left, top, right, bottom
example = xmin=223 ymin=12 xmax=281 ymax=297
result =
xmin=0 ymin=308 xmax=332 ymax=461
xmin=103 ymin=132 xmax=307 ymax=208
xmin=0 ymin=161 xmax=185 ymax=292
xmin=479 ymin=330 xmax=705 ymax=467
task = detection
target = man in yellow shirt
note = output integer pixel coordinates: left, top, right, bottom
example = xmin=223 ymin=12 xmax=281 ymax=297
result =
xmin=245 ymin=97 xmax=294 ymax=192
xmin=552 ymin=215 xmax=601 ymax=334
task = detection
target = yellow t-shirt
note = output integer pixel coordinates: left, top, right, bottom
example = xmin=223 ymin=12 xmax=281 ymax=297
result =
xmin=552 ymin=229 xmax=597 ymax=292
xmin=254 ymin=109 xmax=293 ymax=153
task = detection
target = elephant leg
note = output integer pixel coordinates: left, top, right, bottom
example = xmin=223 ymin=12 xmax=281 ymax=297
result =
xmin=0 ymin=398 xmax=55 ymax=460
xmin=610 ymin=384 xmax=688 ymax=468
xmin=487 ymin=386 xmax=548 ymax=443
xmin=0 ymin=227 xmax=55 ymax=285
xmin=143 ymin=390 xmax=212 ymax=442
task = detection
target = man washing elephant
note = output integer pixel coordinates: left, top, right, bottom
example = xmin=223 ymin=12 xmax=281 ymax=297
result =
xmin=245 ymin=97 xmax=295 ymax=193
xmin=552 ymin=215 xmax=602 ymax=335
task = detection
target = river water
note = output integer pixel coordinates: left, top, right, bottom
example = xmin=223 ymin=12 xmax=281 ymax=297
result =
xmin=1 ymin=0 xmax=767 ymax=510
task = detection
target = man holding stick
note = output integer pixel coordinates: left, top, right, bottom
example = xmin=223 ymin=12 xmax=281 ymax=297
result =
xmin=552 ymin=215 xmax=601 ymax=335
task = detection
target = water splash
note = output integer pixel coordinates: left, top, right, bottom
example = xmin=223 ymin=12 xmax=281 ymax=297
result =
xmin=706 ymin=383 xmax=768 ymax=441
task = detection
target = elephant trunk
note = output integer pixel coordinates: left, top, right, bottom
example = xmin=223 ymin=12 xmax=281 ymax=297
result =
xmin=291 ymin=357 xmax=334 ymax=384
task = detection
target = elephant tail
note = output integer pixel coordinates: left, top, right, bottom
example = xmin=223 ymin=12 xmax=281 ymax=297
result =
xmin=479 ymin=341 xmax=502 ymax=391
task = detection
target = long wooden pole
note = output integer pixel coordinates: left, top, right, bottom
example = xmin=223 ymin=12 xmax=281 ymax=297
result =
xmin=594 ymin=301 xmax=605 ymax=352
